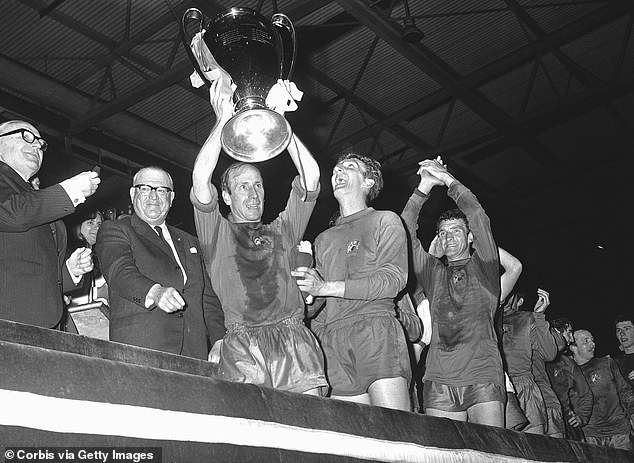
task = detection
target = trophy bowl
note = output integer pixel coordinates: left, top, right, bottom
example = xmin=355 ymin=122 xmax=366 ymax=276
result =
xmin=183 ymin=7 xmax=297 ymax=162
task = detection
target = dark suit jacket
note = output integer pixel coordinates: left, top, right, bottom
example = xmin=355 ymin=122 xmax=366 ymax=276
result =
xmin=96 ymin=214 xmax=225 ymax=359
xmin=0 ymin=161 xmax=79 ymax=328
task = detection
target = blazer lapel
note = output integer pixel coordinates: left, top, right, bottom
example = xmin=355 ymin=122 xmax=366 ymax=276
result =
xmin=168 ymin=226 xmax=189 ymax=277
xmin=131 ymin=215 xmax=174 ymax=261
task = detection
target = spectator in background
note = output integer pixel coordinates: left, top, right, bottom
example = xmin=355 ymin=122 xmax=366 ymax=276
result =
xmin=0 ymin=119 xmax=100 ymax=328
xmin=66 ymin=209 xmax=108 ymax=308
xmin=615 ymin=315 xmax=634 ymax=392
xmin=547 ymin=318 xmax=593 ymax=441
xmin=571 ymin=329 xmax=634 ymax=451
xmin=532 ymin=320 xmax=567 ymax=438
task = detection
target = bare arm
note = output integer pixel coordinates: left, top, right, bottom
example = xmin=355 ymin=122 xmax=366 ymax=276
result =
xmin=286 ymin=133 xmax=319 ymax=192
xmin=499 ymin=247 xmax=522 ymax=301
xmin=192 ymin=80 xmax=233 ymax=204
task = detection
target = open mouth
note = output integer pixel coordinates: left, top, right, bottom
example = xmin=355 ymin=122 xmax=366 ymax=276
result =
xmin=333 ymin=176 xmax=347 ymax=188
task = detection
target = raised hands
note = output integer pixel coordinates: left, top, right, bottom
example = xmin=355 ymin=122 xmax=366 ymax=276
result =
xmin=415 ymin=156 xmax=454 ymax=194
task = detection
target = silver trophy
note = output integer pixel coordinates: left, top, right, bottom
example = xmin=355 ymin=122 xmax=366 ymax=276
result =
xmin=183 ymin=7 xmax=297 ymax=162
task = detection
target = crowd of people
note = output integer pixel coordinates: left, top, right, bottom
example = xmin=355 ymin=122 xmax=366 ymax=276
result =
xmin=1 ymin=81 xmax=633 ymax=454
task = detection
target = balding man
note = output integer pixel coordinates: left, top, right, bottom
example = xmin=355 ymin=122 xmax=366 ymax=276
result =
xmin=0 ymin=120 xmax=100 ymax=328
xmin=96 ymin=166 xmax=225 ymax=358
xmin=571 ymin=329 xmax=634 ymax=451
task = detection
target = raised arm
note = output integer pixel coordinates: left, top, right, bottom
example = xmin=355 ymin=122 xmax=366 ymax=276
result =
xmin=499 ymin=247 xmax=522 ymax=302
xmin=530 ymin=289 xmax=558 ymax=361
xmin=400 ymin=158 xmax=447 ymax=288
xmin=192 ymin=80 xmax=233 ymax=204
xmin=287 ymin=133 xmax=319 ymax=192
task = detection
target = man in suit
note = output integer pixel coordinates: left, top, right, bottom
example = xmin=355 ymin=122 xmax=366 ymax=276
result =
xmin=0 ymin=120 xmax=100 ymax=328
xmin=96 ymin=166 xmax=225 ymax=359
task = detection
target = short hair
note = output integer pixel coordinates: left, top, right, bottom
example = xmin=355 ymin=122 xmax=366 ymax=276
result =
xmin=615 ymin=314 xmax=633 ymax=326
xmin=337 ymin=152 xmax=383 ymax=203
xmin=220 ymin=162 xmax=261 ymax=195
xmin=436 ymin=208 xmax=469 ymax=233
xmin=552 ymin=317 xmax=572 ymax=333
xmin=133 ymin=166 xmax=174 ymax=189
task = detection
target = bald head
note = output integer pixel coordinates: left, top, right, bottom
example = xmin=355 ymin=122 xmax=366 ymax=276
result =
xmin=571 ymin=329 xmax=595 ymax=365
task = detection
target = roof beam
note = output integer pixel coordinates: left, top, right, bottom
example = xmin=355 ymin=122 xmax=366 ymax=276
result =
xmin=328 ymin=0 xmax=632 ymax=156
xmin=332 ymin=0 xmax=632 ymax=168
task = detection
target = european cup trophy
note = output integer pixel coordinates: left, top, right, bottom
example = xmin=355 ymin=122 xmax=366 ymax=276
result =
xmin=182 ymin=7 xmax=297 ymax=162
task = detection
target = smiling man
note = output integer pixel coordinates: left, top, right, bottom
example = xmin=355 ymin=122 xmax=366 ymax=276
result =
xmin=0 ymin=120 xmax=100 ymax=328
xmin=96 ymin=166 xmax=225 ymax=359
xmin=190 ymin=81 xmax=326 ymax=394
xmin=400 ymin=158 xmax=505 ymax=426
xmin=571 ymin=329 xmax=634 ymax=451
xmin=293 ymin=153 xmax=410 ymax=410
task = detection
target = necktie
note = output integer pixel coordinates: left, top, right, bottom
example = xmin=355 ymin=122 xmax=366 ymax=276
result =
xmin=155 ymin=226 xmax=187 ymax=284
xmin=155 ymin=226 xmax=169 ymax=247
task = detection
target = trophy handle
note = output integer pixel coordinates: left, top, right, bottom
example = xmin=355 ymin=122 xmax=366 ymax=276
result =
xmin=271 ymin=13 xmax=297 ymax=80
xmin=181 ymin=8 xmax=212 ymax=87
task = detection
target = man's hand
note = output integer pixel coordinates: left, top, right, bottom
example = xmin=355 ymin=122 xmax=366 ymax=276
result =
xmin=567 ymin=411 xmax=582 ymax=428
xmin=533 ymin=288 xmax=550 ymax=313
xmin=291 ymin=266 xmax=344 ymax=297
xmin=209 ymin=78 xmax=234 ymax=123
xmin=428 ymin=235 xmax=444 ymax=259
xmin=416 ymin=156 xmax=445 ymax=194
xmin=66 ymin=247 xmax=93 ymax=277
xmin=418 ymin=157 xmax=455 ymax=188
xmin=266 ymin=79 xmax=303 ymax=115
xmin=208 ymin=339 xmax=223 ymax=363
xmin=291 ymin=266 xmax=325 ymax=296
xmin=69 ymin=171 xmax=100 ymax=198
xmin=152 ymin=286 xmax=186 ymax=313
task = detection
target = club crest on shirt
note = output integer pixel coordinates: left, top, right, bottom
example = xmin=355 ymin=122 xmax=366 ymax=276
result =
xmin=590 ymin=372 xmax=601 ymax=383
xmin=451 ymin=268 xmax=466 ymax=285
xmin=347 ymin=240 xmax=360 ymax=255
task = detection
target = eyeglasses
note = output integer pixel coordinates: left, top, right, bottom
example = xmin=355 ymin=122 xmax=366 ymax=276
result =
xmin=133 ymin=184 xmax=172 ymax=197
xmin=0 ymin=128 xmax=48 ymax=152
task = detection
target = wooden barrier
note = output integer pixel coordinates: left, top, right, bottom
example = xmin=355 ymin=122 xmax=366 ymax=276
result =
xmin=1 ymin=319 xmax=632 ymax=462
